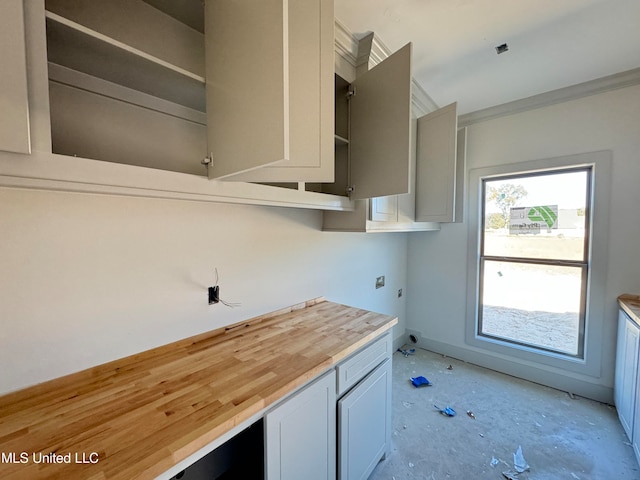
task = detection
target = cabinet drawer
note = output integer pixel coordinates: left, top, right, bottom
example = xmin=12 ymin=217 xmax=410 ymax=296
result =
xmin=336 ymin=333 xmax=392 ymax=396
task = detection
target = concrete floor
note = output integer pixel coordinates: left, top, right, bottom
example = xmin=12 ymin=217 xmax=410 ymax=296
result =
xmin=369 ymin=348 xmax=640 ymax=480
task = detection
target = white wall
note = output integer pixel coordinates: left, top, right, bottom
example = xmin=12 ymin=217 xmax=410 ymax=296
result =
xmin=407 ymin=83 xmax=640 ymax=403
xmin=0 ymin=188 xmax=408 ymax=395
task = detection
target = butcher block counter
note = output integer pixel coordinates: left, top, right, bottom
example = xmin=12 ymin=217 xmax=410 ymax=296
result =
xmin=619 ymin=294 xmax=640 ymax=326
xmin=0 ymin=298 xmax=397 ymax=479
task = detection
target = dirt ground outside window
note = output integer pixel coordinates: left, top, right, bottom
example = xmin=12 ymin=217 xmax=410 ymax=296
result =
xmin=480 ymin=232 xmax=584 ymax=355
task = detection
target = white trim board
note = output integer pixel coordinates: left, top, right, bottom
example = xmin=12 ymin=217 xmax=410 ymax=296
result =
xmin=0 ymin=150 xmax=353 ymax=211
xmin=407 ymin=332 xmax=613 ymax=404
xmin=459 ymin=67 xmax=640 ymax=127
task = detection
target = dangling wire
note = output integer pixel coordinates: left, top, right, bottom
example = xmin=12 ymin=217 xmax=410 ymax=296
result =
xmin=212 ymin=268 xmax=241 ymax=308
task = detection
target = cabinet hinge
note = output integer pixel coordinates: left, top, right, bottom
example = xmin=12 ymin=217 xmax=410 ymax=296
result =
xmin=346 ymin=85 xmax=356 ymax=99
xmin=201 ymin=154 xmax=213 ymax=167
xmin=346 ymin=185 xmax=355 ymax=196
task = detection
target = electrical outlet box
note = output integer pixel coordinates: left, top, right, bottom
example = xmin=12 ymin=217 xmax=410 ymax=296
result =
xmin=208 ymin=286 xmax=220 ymax=304
xmin=375 ymin=276 xmax=385 ymax=289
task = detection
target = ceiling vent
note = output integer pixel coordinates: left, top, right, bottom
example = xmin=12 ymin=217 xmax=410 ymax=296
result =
xmin=495 ymin=43 xmax=509 ymax=54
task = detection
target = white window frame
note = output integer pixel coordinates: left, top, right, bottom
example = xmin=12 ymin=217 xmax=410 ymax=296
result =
xmin=465 ymin=151 xmax=611 ymax=377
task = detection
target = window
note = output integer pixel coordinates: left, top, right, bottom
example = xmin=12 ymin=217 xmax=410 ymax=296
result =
xmin=466 ymin=151 xmax=610 ymax=377
xmin=478 ymin=168 xmax=591 ymax=357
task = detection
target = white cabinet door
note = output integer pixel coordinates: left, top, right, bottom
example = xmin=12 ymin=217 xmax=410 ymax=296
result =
xmin=350 ymin=43 xmax=412 ymax=200
xmin=370 ymin=196 xmax=398 ymax=222
xmin=415 ymin=102 xmax=459 ymax=222
xmin=205 ymin=0 xmax=334 ymax=182
xmin=265 ymin=370 xmax=336 ymax=480
xmin=615 ymin=309 xmax=640 ymax=440
xmin=0 ymin=0 xmax=31 ymax=154
xmin=633 ymin=360 xmax=640 ymax=462
xmin=338 ymin=359 xmax=392 ymax=480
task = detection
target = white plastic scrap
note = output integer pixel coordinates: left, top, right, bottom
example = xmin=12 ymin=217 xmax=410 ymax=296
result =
xmin=513 ymin=445 xmax=530 ymax=473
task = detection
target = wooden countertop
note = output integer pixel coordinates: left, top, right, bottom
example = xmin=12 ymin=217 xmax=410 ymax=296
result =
xmin=0 ymin=298 xmax=397 ymax=480
xmin=619 ymin=294 xmax=640 ymax=326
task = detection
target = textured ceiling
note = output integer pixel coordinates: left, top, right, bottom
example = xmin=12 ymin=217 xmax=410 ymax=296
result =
xmin=335 ymin=0 xmax=640 ymax=114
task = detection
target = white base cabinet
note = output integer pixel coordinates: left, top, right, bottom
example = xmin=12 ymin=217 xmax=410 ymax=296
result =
xmin=265 ymin=333 xmax=393 ymax=480
xmin=338 ymin=358 xmax=392 ymax=480
xmin=615 ymin=308 xmax=639 ymax=440
xmin=265 ymin=370 xmax=337 ymax=480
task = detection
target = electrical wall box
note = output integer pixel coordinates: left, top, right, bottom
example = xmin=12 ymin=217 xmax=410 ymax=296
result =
xmin=208 ymin=286 xmax=220 ymax=304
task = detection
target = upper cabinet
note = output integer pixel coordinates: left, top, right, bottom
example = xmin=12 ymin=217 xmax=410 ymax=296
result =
xmin=322 ymin=37 xmax=463 ymax=233
xmin=45 ymin=0 xmax=207 ymax=175
xmin=322 ymin=109 xmax=464 ymax=233
xmin=204 ymin=0 xmax=335 ymax=183
xmin=0 ymin=0 xmax=31 ymax=154
xmin=3 ymin=0 xmax=457 ymax=214
xmin=42 ymin=0 xmax=338 ymax=184
xmin=323 ymin=113 xmax=441 ymax=233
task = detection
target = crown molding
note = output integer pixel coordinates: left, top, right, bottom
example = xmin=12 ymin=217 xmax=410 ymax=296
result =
xmin=459 ymin=67 xmax=640 ymax=127
xmin=335 ymin=20 xmax=438 ymax=116
xmin=334 ymin=19 xmax=358 ymax=69
xmin=411 ymin=79 xmax=439 ymax=116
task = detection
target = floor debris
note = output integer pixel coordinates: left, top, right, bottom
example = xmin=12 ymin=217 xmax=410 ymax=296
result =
xmin=513 ymin=445 xmax=530 ymax=473
xmin=447 ymin=364 xmax=453 ymax=370
xmin=490 ymin=456 xmax=499 ymax=467
xmin=466 ymin=410 xmax=476 ymax=419
xmin=434 ymin=405 xmax=456 ymax=416
xmin=397 ymin=347 xmax=415 ymax=357
xmin=410 ymin=375 xmax=432 ymax=387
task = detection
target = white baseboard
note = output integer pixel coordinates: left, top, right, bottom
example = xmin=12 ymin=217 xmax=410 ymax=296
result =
xmin=405 ymin=329 xmax=613 ymax=405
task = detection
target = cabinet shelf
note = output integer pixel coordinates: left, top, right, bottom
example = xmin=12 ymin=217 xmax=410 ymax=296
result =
xmin=45 ymin=11 xmax=206 ymax=111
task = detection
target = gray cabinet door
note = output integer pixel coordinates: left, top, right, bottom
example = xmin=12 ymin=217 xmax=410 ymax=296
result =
xmin=338 ymin=359 xmax=392 ymax=480
xmin=265 ymin=370 xmax=336 ymax=480
xmin=205 ymin=0 xmax=334 ymax=182
xmin=0 ymin=0 xmax=31 ymax=154
xmin=350 ymin=43 xmax=412 ymax=200
xmin=415 ymin=102 xmax=459 ymax=222
xmin=205 ymin=0 xmax=287 ymax=178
